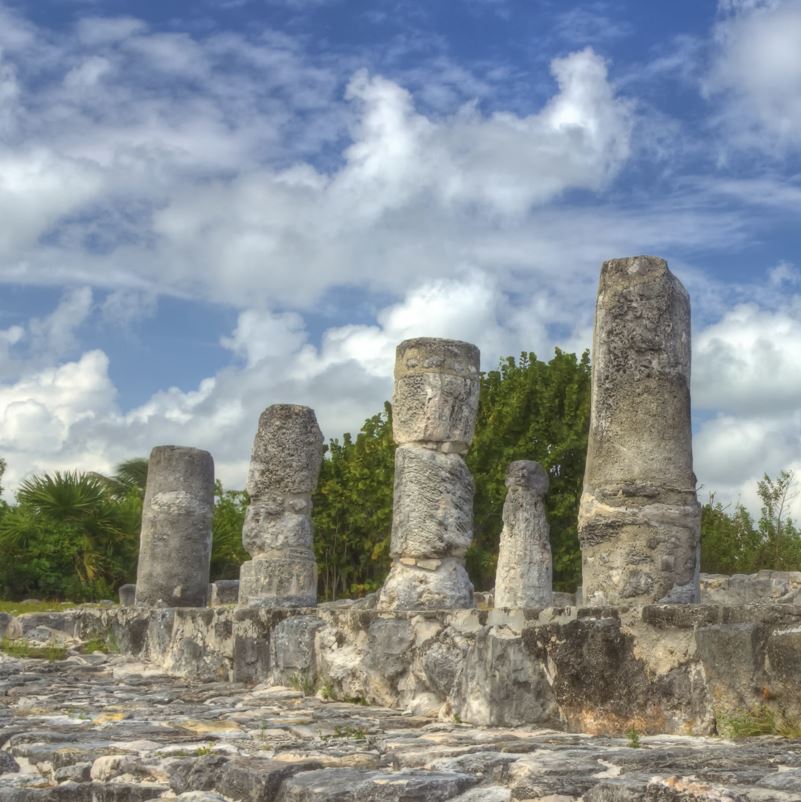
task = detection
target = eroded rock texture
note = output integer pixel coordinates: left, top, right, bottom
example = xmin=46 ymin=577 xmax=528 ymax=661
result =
xmin=379 ymin=338 xmax=479 ymax=610
xmin=494 ymin=461 xmax=552 ymax=608
xmin=135 ymin=446 xmax=214 ymax=608
xmin=6 ymin=646 xmax=801 ymax=802
xmin=579 ymin=256 xmax=700 ymax=605
xmin=238 ymin=404 xmax=324 ymax=608
xmin=5 ymin=604 xmax=801 ymax=801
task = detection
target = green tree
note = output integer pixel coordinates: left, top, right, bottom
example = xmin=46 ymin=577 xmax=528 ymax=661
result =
xmin=211 ymin=481 xmax=249 ymax=580
xmin=467 ymin=350 xmax=591 ymax=592
xmin=753 ymin=470 xmax=801 ymax=570
xmin=700 ymin=471 xmax=801 ymax=574
xmin=313 ymin=403 xmax=396 ymax=600
xmin=0 ymin=470 xmax=140 ymax=600
xmin=700 ymin=496 xmax=759 ymax=574
xmin=94 ymin=457 xmax=149 ymax=500
xmin=0 ymin=457 xmax=8 ymax=519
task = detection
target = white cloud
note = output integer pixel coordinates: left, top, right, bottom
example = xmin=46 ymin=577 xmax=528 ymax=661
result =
xmin=706 ymin=0 xmax=801 ymax=150
xmin=693 ymin=297 xmax=801 ymax=521
xmin=0 ymin=350 xmax=116 ymax=467
xmin=75 ymin=16 xmax=147 ymax=46
xmin=28 ymin=287 xmax=93 ymax=358
xmin=694 ymin=302 xmax=801 ymax=416
xmin=0 ymin=273 xmax=561 ymax=497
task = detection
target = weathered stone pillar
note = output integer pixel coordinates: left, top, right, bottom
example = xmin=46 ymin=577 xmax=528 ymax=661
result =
xmin=238 ymin=404 xmax=324 ymax=608
xmin=378 ymin=338 xmax=480 ymax=610
xmin=578 ymin=256 xmax=700 ymax=605
xmin=135 ymin=446 xmax=214 ymax=607
xmin=495 ymin=461 xmax=552 ymax=608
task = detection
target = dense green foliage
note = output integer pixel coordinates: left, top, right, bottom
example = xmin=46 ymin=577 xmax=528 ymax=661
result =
xmin=701 ymin=471 xmax=801 ymax=574
xmin=312 ymin=403 xmax=396 ymax=600
xmin=467 ymin=350 xmax=591 ymax=591
xmin=1 ymin=351 xmax=800 ymax=602
xmin=210 ymin=481 xmax=250 ymax=580
xmin=0 ymin=460 xmax=251 ymax=600
xmin=311 ymin=350 xmax=592 ymax=597
xmin=0 ymin=470 xmax=141 ymax=600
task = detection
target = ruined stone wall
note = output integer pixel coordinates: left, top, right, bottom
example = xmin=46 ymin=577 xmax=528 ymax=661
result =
xmin=6 ymin=603 xmax=801 ymax=737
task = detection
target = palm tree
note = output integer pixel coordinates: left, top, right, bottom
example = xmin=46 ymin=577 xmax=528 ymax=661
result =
xmin=91 ymin=457 xmax=149 ymax=500
xmin=1 ymin=469 xmax=141 ymax=600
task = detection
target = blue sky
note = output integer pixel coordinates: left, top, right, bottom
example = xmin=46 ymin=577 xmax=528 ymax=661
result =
xmin=1 ymin=0 xmax=801 ymax=518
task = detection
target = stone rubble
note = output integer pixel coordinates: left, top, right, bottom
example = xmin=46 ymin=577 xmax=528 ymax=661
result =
xmin=3 ymin=650 xmax=801 ymax=802
xmin=135 ymin=446 xmax=215 ymax=608
xmin=238 ymin=405 xmax=324 ymax=609
xmin=379 ymin=338 xmax=480 ymax=610
xmin=495 ymin=461 xmax=553 ymax=609
xmin=579 ymin=256 xmax=701 ymax=606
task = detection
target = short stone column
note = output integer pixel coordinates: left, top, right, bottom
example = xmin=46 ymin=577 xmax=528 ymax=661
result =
xmin=238 ymin=404 xmax=324 ymax=608
xmin=378 ymin=338 xmax=480 ymax=610
xmin=135 ymin=446 xmax=214 ymax=607
xmin=495 ymin=461 xmax=552 ymax=608
xmin=578 ymin=256 xmax=700 ymax=605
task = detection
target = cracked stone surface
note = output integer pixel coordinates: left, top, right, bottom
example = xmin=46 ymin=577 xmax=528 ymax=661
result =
xmin=3 ymin=651 xmax=801 ymax=801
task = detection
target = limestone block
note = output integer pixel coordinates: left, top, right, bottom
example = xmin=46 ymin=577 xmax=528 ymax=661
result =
xmin=241 ymin=496 xmax=313 ymax=555
xmin=118 ymin=584 xmax=136 ymax=607
xmin=699 ymin=570 xmax=801 ymax=605
xmin=238 ymin=554 xmax=317 ymax=608
xmin=390 ymin=445 xmax=474 ymax=559
xmin=245 ymin=404 xmax=323 ymax=497
xmin=495 ymin=461 xmax=552 ymax=609
xmin=270 ymin=615 xmax=324 ymax=684
xmin=239 ymin=404 xmax=323 ymax=608
xmin=452 ymin=626 xmax=562 ymax=727
xmin=579 ymin=256 xmax=700 ymax=605
xmin=210 ymin=580 xmax=240 ymax=607
xmin=392 ymin=338 xmax=480 ymax=451
xmin=135 ymin=446 xmax=214 ymax=608
xmin=378 ymin=557 xmax=474 ymax=610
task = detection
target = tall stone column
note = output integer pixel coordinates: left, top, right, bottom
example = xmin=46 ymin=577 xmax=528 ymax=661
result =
xmin=495 ymin=461 xmax=552 ymax=608
xmin=578 ymin=256 xmax=700 ymax=605
xmin=238 ymin=404 xmax=324 ymax=608
xmin=378 ymin=338 xmax=480 ymax=610
xmin=135 ymin=446 xmax=214 ymax=607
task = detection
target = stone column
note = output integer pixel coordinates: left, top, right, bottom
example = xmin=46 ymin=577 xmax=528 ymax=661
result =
xmin=495 ymin=461 xmax=552 ymax=608
xmin=378 ymin=338 xmax=480 ymax=610
xmin=578 ymin=256 xmax=700 ymax=605
xmin=135 ymin=446 xmax=214 ymax=607
xmin=238 ymin=404 xmax=324 ymax=608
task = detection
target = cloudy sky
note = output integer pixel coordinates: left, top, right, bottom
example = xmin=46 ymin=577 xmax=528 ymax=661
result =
xmin=1 ymin=0 xmax=800 ymax=518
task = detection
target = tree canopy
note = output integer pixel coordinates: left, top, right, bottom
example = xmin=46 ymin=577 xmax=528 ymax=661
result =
xmin=1 ymin=349 xmax=799 ymax=602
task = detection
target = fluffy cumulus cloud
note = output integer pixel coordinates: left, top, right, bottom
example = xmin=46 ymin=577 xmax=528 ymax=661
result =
xmin=706 ymin=0 xmax=801 ymax=150
xmin=693 ymin=300 xmax=801 ymax=519
xmin=0 ymin=3 xmax=638 ymax=310
xmin=0 ymin=272 xmax=565 ymax=495
xmin=1 ymin=0 xmax=800 ymax=533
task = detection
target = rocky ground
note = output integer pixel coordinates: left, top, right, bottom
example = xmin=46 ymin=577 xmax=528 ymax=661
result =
xmin=2 ymin=652 xmax=801 ymax=801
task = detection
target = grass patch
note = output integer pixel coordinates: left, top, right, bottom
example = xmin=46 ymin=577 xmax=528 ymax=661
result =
xmin=717 ymin=706 xmax=801 ymax=739
xmin=626 ymin=728 xmax=641 ymax=748
xmin=0 ymin=637 xmax=68 ymax=661
xmin=80 ymin=633 xmax=120 ymax=655
xmin=288 ymin=672 xmax=316 ymax=697
xmin=321 ymin=725 xmax=368 ymax=742
xmin=0 ymin=600 xmax=77 ymax=616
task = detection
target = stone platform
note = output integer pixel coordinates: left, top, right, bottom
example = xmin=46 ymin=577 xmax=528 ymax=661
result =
xmin=3 ymin=650 xmax=801 ymax=801
xmin=3 ymin=603 xmax=801 ymax=739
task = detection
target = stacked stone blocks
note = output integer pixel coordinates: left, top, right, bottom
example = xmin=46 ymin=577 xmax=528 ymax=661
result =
xmin=379 ymin=338 xmax=480 ymax=610
xmin=238 ymin=404 xmax=324 ymax=608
